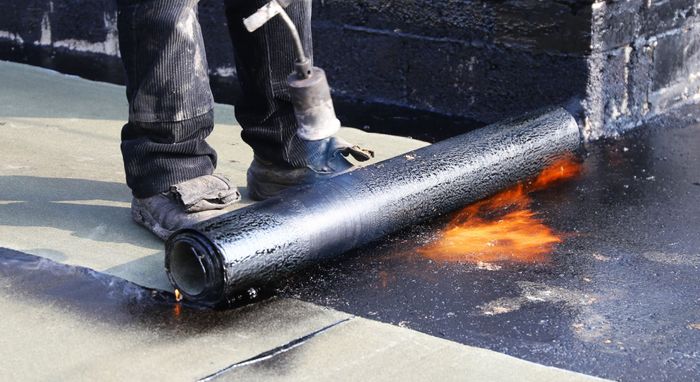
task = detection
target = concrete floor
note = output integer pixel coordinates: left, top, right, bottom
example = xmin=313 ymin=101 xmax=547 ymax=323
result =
xmin=0 ymin=61 xmax=607 ymax=381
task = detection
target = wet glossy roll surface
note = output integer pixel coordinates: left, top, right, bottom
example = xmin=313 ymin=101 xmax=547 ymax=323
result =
xmin=165 ymin=107 xmax=581 ymax=304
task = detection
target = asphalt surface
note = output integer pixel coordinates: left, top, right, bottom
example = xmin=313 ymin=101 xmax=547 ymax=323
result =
xmin=280 ymin=107 xmax=700 ymax=381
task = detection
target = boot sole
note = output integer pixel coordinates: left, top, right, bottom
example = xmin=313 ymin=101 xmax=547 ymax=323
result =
xmin=246 ymin=171 xmax=294 ymax=201
xmin=131 ymin=199 xmax=173 ymax=241
xmin=246 ymin=163 xmax=356 ymax=201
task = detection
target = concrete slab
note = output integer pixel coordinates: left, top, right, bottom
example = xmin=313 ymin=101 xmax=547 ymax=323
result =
xmin=0 ymin=248 xmax=350 ymax=381
xmin=212 ymin=317 xmax=606 ymax=382
xmin=0 ymin=248 xmax=605 ymax=382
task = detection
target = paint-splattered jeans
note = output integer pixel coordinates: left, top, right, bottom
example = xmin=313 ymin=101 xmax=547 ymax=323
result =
xmin=117 ymin=0 xmax=313 ymax=197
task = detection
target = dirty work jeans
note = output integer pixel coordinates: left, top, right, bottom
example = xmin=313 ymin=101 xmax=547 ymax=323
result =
xmin=117 ymin=0 xmax=313 ymax=197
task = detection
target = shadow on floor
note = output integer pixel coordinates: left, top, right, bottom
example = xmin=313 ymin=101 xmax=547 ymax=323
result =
xmin=0 ymin=175 xmax=160 ymax=249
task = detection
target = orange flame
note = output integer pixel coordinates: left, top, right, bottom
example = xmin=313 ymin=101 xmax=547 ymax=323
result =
xmin=529 ymin=156 xmax=583 ymax=191
xmin=418 ymin=156 xmax=582 ymax=264
xmin=173 ymin=289 xmax=183 ymax=317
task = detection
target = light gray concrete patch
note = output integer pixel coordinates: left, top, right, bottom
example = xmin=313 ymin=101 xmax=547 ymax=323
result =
xmin=0 ymin=294 xmax=350 ymax=382
xmin=212 ymin=317 xmax=610 ymax=382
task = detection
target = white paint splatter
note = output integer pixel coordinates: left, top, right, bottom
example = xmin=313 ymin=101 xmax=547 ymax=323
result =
xmin=52 ymin=12 xmax=119 ymax=56
xmin=479 ymin=281 xmax=597 ymax=316
xmin=0 ymin=30 xmax=24 ymax=44
xmin=37 ymin=13 xmax=52 ymax=46
xmin=214 ymin=66 xmax=236 ymax=77
xmin=53 ymin=39 xmax=105 ymax=54
xmin=175 ymin=7 xmax=207 ymax=77
xmin=475 ymin=261 xmax=502 ymax=271
xmin=102 ymin=11 xmax=119 ymax=56
xmin=177 ymin=8 xmax=197 ymax=41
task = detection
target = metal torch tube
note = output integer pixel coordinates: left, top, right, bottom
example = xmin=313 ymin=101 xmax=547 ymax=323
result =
xmin=165 ymin=107 xmax=581 ymax=304
xmin=276 ymin=6 xmax=307 ymax=66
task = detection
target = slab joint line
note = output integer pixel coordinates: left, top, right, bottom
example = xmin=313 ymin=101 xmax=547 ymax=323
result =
xmin=198 ymin=317 xmax=353 ymax=381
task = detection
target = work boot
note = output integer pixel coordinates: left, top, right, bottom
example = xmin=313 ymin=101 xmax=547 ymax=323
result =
xmin=247 ymin=136 xmax=374 ymax=200
xmin=131 ymin=174 xmax=241 ymax=240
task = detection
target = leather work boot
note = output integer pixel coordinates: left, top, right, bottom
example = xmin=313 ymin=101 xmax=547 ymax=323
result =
xmin=247 ymin=136 xmax=374 ymax=201
xmin=131 ymin=174 xmax=241 ymax=240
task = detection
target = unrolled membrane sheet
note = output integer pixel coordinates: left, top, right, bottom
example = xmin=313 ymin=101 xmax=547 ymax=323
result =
xmin=165 ymin=107 xmax=581 ymax=304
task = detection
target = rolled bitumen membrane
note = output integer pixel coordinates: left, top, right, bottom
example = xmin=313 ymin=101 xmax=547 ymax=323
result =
xmin=165 ymin=107 xmax=581 ymax=304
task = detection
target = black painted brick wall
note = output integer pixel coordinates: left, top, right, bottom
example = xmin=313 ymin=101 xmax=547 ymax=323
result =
xmin=1 ymin=0 xmax=699 ymax=139
xmin=309 ymin=0 xmax=593 ymax=125
xmin=583 ymin=0 xmax=700 ymax=137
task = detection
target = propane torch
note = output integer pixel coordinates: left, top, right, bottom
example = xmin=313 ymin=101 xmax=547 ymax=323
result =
xmin=243 ymin=0 xmax=341 ymax=141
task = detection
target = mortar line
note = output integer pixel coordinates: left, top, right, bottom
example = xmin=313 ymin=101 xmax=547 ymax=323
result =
xmin=197 ymin=316 xmax=354 ymax=381
xmin=312 ymin=20 xmax=587 ymax=58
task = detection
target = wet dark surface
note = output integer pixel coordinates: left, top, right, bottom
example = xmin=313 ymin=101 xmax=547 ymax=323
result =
xmin=279 ymin=110 xmax=700 ymax=381
xmin=0 ymin=247 xmax=272 ymax=333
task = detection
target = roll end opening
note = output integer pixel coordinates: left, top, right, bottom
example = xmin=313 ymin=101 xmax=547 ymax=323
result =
xmin=165 ymin=231 xmax=224 ymax=303
xmin=170 ymin=241 xmax=207 ymax=296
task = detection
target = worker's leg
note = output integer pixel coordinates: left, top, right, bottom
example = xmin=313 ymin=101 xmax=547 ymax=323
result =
xmin=223 ymin=0 xmax=312 ymax=168
xmin=117 ymin=0 xmax=217 ymax=198
xmin=223 ymin=0 xmax=373 ymax=200
xmin=117 ymin=0 xmax=239 ymax=240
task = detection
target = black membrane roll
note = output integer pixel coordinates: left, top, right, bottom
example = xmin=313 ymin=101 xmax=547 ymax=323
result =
xmin=165 ymin=107 xmax=581 ymax=304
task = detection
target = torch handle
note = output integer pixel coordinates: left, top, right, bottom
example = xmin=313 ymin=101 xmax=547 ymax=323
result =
xmin=242 ymin=0 xmax=292 ymax=32
xmin=242 ymin=0 xmax=309 ymax=76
